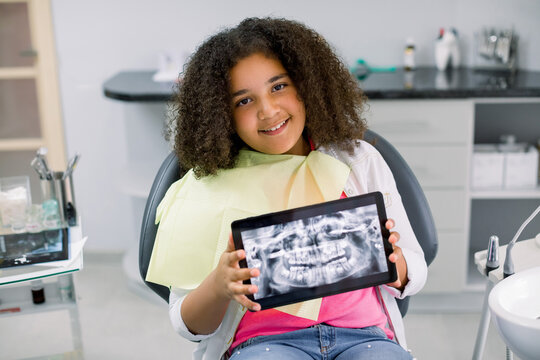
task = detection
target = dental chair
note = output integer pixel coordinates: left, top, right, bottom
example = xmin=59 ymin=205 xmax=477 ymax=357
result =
xmin=139 ymin=129 xmax=438 ymax=316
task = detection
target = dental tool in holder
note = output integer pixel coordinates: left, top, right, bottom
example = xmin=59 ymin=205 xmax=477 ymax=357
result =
xmin=30 ymin=149 xmax=81 ymax=227
xmin=473 ymin=235 xmax=500 ymax=360
xmin=503 ymin=205 xmax=540 ymax=278
xmin=485 ymin=235 xmax=500 ymax=275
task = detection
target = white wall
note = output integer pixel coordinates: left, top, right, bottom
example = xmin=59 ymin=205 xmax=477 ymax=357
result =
xmin=51 ymin=0 xmax=540 ymax=252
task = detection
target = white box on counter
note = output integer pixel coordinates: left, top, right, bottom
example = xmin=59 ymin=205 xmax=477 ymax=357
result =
xmin=504 ymin=146 xmax=539 ymax=189
xmin=472 ymin=145 xmax=505 ymax=189
xmin=471 ymin=144 xmax=539 ymax=190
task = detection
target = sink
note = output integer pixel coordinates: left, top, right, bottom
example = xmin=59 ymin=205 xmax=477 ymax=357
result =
xmin=489 ymin=266 xmax=540 ymax=360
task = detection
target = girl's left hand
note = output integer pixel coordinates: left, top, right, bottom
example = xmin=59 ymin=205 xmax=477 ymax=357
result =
xmin=385 ymin=219 xmax=408 ymax=291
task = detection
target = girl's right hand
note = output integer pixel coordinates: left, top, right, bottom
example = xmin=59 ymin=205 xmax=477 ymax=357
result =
xmin=213 ymin=233 xmax=261 ymax=311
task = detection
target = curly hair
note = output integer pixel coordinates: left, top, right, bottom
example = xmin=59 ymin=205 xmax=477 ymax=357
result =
xmin=167 ymin=17 xmax=367 ymax=177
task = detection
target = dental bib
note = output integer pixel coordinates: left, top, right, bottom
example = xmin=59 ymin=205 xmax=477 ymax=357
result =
xmin=146 ymin=149 xmax=350 ymax=320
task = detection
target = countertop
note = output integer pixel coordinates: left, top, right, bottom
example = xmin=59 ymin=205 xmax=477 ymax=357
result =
xmin=102 ymin=67 xmax=540 ymax=102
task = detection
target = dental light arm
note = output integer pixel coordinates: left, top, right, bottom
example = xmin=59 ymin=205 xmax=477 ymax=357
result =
xmin=503 ymin=205 xmax=540 ymax=278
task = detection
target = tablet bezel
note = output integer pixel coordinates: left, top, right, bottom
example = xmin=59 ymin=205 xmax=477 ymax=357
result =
xmin=231 ymin=191 xmax=397 ymax=310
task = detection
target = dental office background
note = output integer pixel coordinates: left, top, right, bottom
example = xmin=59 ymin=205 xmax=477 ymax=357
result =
xmin=38 ymin=0 xmax=540 ymax=270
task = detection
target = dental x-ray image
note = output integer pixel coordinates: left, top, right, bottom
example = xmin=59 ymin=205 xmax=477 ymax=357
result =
xmin=240 ymin=204 xmax=388 ymax=300
xmin=0 ymin=228 xmax=69 ymax=268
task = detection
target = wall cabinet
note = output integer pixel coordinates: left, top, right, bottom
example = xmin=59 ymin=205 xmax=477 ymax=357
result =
xmin=367 ymin=98 xmax=540 ymax=294
xmin=0 ymin=0 xmax=66 ymax=202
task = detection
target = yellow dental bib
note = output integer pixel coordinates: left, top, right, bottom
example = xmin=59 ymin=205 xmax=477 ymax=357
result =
xmin=146 ymin=149 xmax=350 ymax=320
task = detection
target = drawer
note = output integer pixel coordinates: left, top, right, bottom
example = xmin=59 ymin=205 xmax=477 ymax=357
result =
xmin=421 ymin=231 xmax=467 ymax=293
xmin=366 ymin=100 xmax=473 ymax=144
xmin=394 ymin=145 xmax=469 ymax=188
xmin=424 ymin=190 xmax=467 ymax=231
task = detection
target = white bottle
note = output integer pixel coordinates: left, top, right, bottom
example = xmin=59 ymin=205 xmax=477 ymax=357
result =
xmin=435 ymin=28 xmax=460 ymax=71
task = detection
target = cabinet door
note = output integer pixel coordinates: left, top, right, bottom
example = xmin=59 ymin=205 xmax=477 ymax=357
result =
xmin=424 ymin=190 xmax=468 ymax=231
xmin=0 ymin=0 xmax=65 ymax=202
xmin=394 ymin=145 xmax=469 ymax=188
xmin=421 ymin=232 xmax=467 ymax=293
xmin=367 ymin=99 xmax=474 ymax=144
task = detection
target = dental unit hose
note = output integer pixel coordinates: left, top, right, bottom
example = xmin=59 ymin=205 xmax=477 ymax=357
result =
xmin=503 ymin=205 xmax=540 ymax=278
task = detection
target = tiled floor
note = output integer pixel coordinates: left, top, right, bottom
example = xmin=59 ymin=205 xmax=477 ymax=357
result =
xmin=1 ymin=252 xmax=513 ymax=359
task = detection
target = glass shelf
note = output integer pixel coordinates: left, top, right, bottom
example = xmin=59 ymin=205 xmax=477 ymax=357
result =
xmin=0 ymin=278 xmax=77 ymax=318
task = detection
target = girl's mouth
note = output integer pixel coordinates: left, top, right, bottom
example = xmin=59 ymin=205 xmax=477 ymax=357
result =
xmin=259 ymin=118 xmax=289 ymax=134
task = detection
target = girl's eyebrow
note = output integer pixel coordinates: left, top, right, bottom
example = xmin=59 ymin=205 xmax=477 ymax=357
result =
xmin=267 ymin=73 xmax=288 ymax=83
xmin=231 ymin=73 xmax=289 ymax=98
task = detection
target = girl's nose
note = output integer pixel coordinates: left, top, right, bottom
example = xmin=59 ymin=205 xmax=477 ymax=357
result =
xmin=257 ymin=96 xmax=280 ymax=120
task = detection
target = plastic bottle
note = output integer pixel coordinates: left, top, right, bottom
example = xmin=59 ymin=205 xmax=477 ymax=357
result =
xmin=404 ymin=38 xmax=416 ymax=71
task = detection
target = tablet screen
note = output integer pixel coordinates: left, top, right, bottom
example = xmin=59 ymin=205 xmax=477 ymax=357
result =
xmin=231 ymin=191 xmax=397 ymax=310
xmin=0 ymin=227 xmax=69 ymax=268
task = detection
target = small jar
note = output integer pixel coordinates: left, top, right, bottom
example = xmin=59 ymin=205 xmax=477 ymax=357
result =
xmin=58 ymin=275 xmax=74 ymax=302
xmin=31 ymin=280 xmax=45 ymax=304
xmin=42 ymin=199 xmax=61 ymax=229
xmin=25 ymin=204 xmax=43 ymax=233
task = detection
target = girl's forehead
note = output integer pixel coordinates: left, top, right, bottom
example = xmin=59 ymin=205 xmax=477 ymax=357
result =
xmin=229 ymin=53 xmax=287 ymax=89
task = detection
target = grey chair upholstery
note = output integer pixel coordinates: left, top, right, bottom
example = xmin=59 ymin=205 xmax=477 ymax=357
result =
xmin=139 ymin=152 xmax=186 ymax=302
xmin=139 ymin=129 xmax=438 ymax=316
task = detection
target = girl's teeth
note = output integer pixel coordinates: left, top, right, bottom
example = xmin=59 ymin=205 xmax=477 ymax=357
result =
xmin=263 ymin=119 xmax=286 ymax=132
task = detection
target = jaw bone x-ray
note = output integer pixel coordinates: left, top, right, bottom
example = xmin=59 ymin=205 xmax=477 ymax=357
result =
xmin=241 ymin=204 xmax=388 ymax=300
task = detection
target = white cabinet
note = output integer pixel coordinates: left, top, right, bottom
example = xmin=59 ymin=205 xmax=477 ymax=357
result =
xmin=366 ymin=99 xmax=474 ymax=293
xmin=368 ymin=98 xmax=540 ymax=294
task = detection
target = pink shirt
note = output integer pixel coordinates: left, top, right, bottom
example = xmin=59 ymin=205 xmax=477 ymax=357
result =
xmin=231 ymin=189 xmax=393 ymax=351
xmin=231 ymin=288 xmax=393 ymax=351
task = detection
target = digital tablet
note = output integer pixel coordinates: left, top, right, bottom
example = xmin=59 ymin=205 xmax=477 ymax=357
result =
xmin=0 ymin=228 xmax=69 ymax=268
xmin=231 ymin=191 xmax=397 ymax=310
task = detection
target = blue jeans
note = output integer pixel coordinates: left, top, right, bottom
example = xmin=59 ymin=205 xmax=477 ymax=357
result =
xmin=229 ymin=324 xmax=412 ymax=360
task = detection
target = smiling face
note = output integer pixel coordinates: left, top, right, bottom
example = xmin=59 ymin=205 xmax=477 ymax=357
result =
xmin=229 ymin=53 xmax=309 ymax=156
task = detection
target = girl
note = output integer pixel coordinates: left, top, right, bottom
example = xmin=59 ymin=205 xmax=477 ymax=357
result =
xmin=147 ymin=17 xmax=427 ymax=360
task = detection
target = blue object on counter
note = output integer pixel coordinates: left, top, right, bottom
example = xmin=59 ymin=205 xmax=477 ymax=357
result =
xmin=352 ymin=59 xmax=396 ymax=80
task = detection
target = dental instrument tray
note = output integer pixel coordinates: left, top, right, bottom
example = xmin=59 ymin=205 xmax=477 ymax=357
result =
xmin=231 ymin=191 xmax=397 ymax=310
xmin=0 ymin=228 xmax=69 ymax=268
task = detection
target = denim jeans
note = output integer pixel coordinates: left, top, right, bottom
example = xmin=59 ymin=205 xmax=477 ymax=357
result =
xmin=229 ymin=324 xmax=412 ymax=360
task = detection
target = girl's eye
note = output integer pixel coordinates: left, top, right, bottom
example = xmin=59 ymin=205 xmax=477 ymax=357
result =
xmin=236 ymin=98 xmax=252 ymax=107
xmin=272 ymin=83 xmax=287 ymax=92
